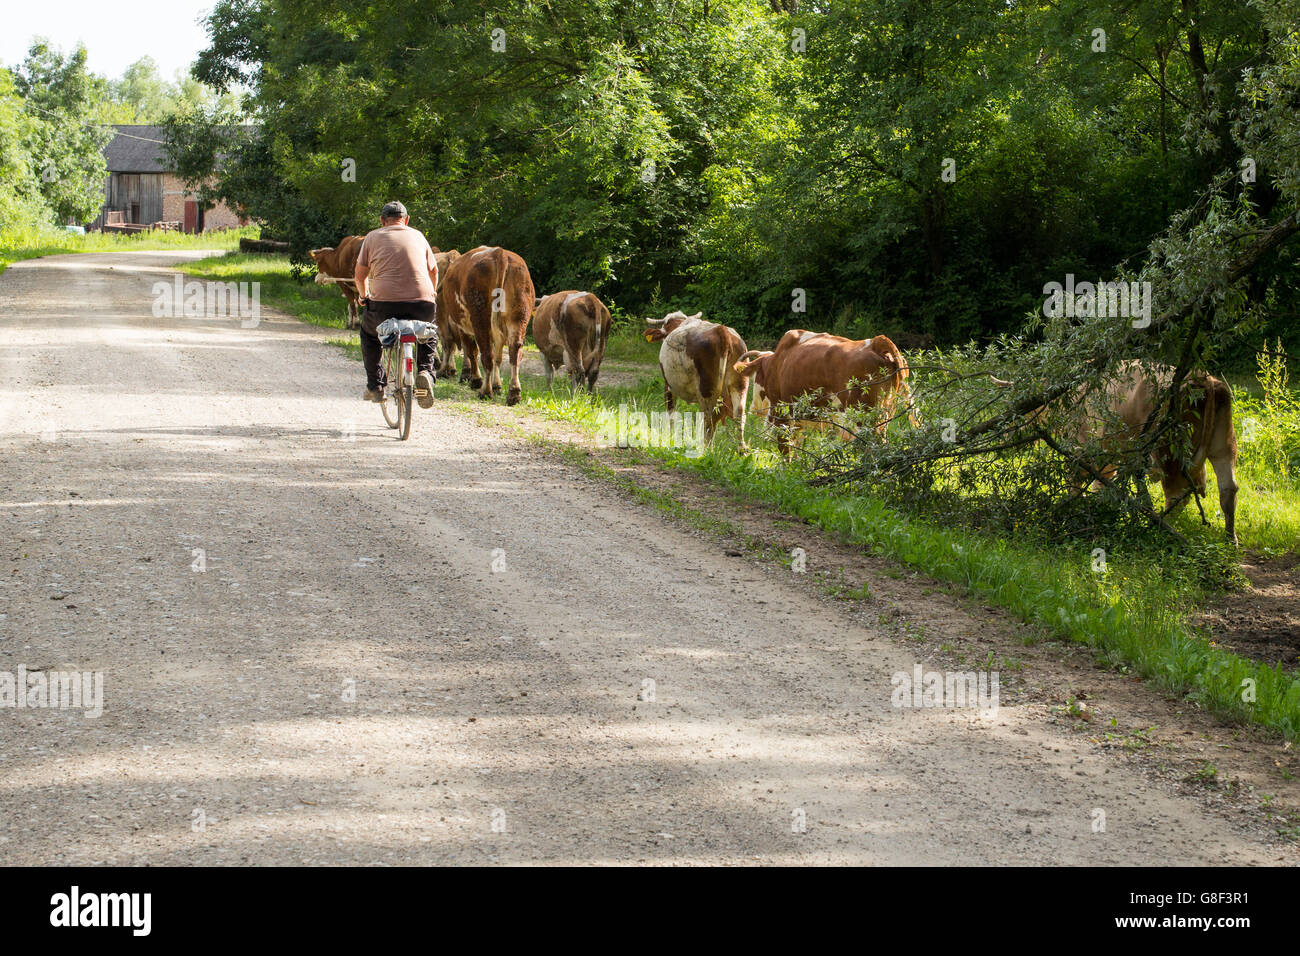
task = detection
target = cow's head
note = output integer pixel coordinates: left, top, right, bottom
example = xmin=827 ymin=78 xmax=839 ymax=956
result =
xmin=644 ymin=310 xmax=702 ymax=343
xmin=733 ymin=350 xmax=775 ymax=416
xmin=308 ymin=247 xmax=332 ymax=262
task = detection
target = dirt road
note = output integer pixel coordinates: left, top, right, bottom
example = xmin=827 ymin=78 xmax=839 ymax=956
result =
xmin=0 ymin=251 xmax=1289 ymax=864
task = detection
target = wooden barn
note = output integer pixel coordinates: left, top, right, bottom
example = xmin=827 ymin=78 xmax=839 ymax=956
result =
xmin=91 ymin=125 xmax=245 ymax=233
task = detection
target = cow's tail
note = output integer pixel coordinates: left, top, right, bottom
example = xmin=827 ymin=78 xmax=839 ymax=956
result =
xmin=582 ymin=296 xmax=606 ymax=354
xmin=1192 ymin=372 xmax=1232 ymax=469
xmin=872 ymin=335 xmax=921 ymax=427
xmin=487 ymin=248 xmax=533 ymax=346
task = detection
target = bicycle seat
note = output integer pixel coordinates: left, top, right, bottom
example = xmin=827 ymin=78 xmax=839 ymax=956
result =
xmin=376 ymin=318 xmax=438 ymax=347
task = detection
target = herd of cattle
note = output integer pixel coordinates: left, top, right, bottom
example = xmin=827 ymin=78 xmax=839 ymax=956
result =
xmin=308 ymin=238 xmax=1240 ymax=542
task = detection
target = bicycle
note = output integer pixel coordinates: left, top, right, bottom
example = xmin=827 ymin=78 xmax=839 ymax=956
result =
xmin=376 ymin=318 xmax=438 ymax=441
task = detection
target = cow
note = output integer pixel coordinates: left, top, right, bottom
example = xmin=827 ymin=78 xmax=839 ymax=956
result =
xmin=436 ymin=246 xmax=535 ymax=404
xmin=426 ymin=248 xmax=461 ymax=371
xmin=733 ymin=330 xmax=925 ymax=455
xmin=643 ymin=311 xmax=751 ymax=451
xmin=532 ymin=291 xmax=613 ymax=392
xmin=308 ymin=236 xmax=365 ymax=329
xmin=731 ymin=330 xmax=918 ymax=455
xmin=1067 ymin=360 xmax=1238 ymax=543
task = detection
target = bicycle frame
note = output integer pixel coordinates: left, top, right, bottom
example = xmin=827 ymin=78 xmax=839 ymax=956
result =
xmin=379 ymin=332 xmax=424 ymax=439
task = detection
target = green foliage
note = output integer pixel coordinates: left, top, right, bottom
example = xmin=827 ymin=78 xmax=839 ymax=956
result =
xmin=109 ymin=57 xmax=241 ymax=123
xmin=11 ymin=41 xmax=111 ymax=224
xmin=183 ymin=244 xmax=1300 ymax=740
xmin=175 ymin=0 xmax=1299 ymax=355
xmin=1237 ymin=341 xmax=1300 ymax=488
xmin=0 ymin=69 xmax=52 ymax=231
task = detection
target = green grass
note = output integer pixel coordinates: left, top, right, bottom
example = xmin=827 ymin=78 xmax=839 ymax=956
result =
xmin=0 ymin=225 xmax=257 ymax=275
xmin=182 ymin=252 xmax=1300 ymax=740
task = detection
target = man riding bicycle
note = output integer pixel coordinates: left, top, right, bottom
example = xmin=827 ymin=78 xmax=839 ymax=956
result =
xmin=354 ymin=201 xmax=439 ymax=408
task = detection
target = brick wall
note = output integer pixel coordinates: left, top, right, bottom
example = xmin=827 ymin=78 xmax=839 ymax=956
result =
xmin=161 ymin=173 xmax=246 ymax=233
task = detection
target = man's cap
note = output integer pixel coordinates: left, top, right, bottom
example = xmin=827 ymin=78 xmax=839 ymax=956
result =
xmin=381 ymin=201 xmax=408 ymax=220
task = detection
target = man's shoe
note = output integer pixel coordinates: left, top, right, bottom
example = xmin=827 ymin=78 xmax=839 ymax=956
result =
xmin=363 ymin=386 xmax=384 ymax=403
xmin=415 ymin=370 xmax=435 ymax=409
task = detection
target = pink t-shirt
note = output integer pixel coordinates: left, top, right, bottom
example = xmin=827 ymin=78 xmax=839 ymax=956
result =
xmin=357 ymin=223 xmax=437 ymax=302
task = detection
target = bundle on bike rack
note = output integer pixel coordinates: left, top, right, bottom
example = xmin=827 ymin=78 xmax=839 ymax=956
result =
xmin=376 ymin=318 xmax=439 ymax=347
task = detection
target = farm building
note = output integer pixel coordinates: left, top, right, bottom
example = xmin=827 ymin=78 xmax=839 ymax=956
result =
xmin=91 ymin=125 xmax=245 ymax=233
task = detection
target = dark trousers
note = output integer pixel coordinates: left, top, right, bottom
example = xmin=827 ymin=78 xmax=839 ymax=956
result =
xmin=359 ymin=299 xmax=437 ymax=389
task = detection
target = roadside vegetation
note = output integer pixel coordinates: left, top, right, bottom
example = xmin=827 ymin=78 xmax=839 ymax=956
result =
xmin=521 ymin=348 xmax=1300 ymax=742
xmin=182 ymin=250 xmax=1300 ymax=740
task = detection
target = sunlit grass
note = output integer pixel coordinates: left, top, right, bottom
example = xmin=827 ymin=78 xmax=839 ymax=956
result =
xmin=0 ymin=225 xmax=257 ymax=275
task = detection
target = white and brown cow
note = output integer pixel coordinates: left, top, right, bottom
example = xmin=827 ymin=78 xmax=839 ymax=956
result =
xmin=308 ymin=236 xmax=365 ymax=329
xmin=436 ymin=245 xmax=535 ymax=405
xmin=1070 ymin=360 xmax=1238 ymax=543
xmin=732 ymin=329 xmax=918 ymax=455
xmin=643 ymin=311 xmax=751 ymax=451
xmin=533 ymin=291 xmax=612 ymax=392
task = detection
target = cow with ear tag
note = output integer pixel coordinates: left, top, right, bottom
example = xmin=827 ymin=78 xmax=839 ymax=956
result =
xmin=643 ymin=310 xmax=751 ymax=452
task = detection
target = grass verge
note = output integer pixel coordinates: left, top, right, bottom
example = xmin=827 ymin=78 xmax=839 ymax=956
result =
xmin=186 ymin=251 xmax=1300 ymax=740
xmin=0 ymin=225 xmax=257 ymax=275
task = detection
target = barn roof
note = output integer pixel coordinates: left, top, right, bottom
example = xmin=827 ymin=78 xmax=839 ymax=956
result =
xmin=103 ymin=125 xmax=170 ymax=173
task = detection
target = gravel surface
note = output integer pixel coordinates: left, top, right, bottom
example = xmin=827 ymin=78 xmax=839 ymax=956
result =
xmin=0 ymin=251 xmax=1288 ymax=864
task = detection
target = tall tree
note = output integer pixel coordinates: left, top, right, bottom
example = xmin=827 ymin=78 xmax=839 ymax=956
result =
xmin=13 ymin=40 xmax=110 ymax=224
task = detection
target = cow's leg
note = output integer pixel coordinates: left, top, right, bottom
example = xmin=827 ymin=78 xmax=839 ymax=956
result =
xmin=660 ymin=364 xmax=676 ymax=412
xmin=437 ymin=334 xmax=457 ymax=379
xmin=568 ymin=354 xmax=585 ymax=392
xmin=541 ymin=355 xmax=555 ymax=387
xmin=461 ymin=336 xmax=483 ymax=392
xmin=506 ymin=335 xmax=524 ymax=406
xmin=490 ymin=340 xmax=505 ymax=394
xmin=475 ymin=326 xmax=496 ymax=400
xmin=1210 ymin=453 xmax=1238 ymax=545
xmin=730 ymin=385 xmax=749 ymax=454
xmin=702 ymin=407 xmax=720 ymax=447
xmin=458 ymin=341 xmax=475 ymax=385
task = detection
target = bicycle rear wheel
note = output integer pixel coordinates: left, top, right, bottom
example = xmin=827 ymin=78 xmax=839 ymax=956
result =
xmin=380 ymin=348 xmax=401 ymax=429
xmin=398 ymin=383 xmax=413 ymax=440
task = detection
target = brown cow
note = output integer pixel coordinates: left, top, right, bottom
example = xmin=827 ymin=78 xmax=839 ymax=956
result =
xmin=1069 ymin=360 xmax=1238 ymax=543
xmin=732 ymin=330 xmax=918 ymax=455
xmin=308 ymin=236 xmax=364 ymax=329
xmin=533 ymin=291 xmax=613 ymax=392
xmin=436 ymin=246 xmax=535 ymax=404
xmin=643 ymin=311 xmax=751 ymax=451
xmin=426 ymin=249 xmax=461 ymax=371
